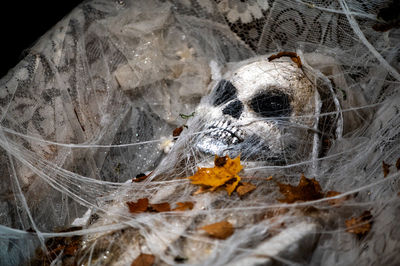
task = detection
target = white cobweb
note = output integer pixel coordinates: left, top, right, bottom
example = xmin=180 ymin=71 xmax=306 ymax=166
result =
xmin=0 ymin=0 xmax=399 ymax=265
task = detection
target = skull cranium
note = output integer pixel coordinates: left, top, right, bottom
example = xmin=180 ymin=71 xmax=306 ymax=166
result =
xmin=194 ymin=57 xmax=317 ymax=163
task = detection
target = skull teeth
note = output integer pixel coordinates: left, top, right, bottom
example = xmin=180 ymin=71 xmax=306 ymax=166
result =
xmin=206 ymin=120 xmax=244 ymax=144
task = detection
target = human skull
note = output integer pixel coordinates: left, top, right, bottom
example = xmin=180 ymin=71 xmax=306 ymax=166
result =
xmin=194 ymin=57 xmax=318 ymax=163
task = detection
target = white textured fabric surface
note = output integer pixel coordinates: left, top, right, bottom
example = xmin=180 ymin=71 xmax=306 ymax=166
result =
xmin=0 ymin=0 xmax=399 ymax=265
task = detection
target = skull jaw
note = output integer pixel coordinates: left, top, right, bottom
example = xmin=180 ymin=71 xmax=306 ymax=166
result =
xmin=195 ymin=133 xmax=286 ymax=163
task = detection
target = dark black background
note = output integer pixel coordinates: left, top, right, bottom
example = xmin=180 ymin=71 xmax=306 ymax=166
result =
xmin=0 ymin=0 xmax=84 ymax=77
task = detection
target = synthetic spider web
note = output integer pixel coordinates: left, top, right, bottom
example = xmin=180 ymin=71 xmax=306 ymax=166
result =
xmin=0 ymin=0 xmax=399 ymax=265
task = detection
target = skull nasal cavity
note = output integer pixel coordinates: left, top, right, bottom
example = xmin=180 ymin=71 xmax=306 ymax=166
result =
xmin=222 ymin=100 xmax=243 ymax=119
xmin=249 ymin=91 xmax=291 ymax=117
xmin=212 ymin=79 xmax=237 ymax=106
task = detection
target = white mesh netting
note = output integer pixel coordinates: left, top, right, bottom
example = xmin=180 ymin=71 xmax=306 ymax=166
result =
xmin=0 ymin=0 xmax=399 ymax=265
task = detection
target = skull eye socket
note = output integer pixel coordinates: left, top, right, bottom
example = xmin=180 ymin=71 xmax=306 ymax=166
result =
xmin=249 ymin=91 xmax=292 ymax=117
xmin=212 ymin=79 xmax=237 ymax=106
xmin=222 ymin=100 xmax=243 ymax=119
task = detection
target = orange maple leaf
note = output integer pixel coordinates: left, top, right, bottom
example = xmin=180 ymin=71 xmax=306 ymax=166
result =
xmin=188 ymin=155 xmax=242 ymax=195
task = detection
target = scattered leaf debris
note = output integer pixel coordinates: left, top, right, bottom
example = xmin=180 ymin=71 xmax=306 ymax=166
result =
xmin=268 ymin=51 xmax=302 ymax=68
xmin=345 ymin=211 xmax=373 ymax=237
xmin=382 ymin=161 xmax=390 ymax=177
xmin=149 ymin=202 xmax=171 ymax=212
xmin=236 ymin=182 xmax=257 ymax=197
xmin=173 ymin=126 xmax=184 ymax=137
xmin=276 ymin=174 xmax=324 ymax=203
xmin=325 ymin=191 xmax=349 ymax=206
xmin=200 ymin=221 xmax=234 ymax=239
xmin=188 ymin=155 xmax=243 ymax=195
xmin=131 ymin=253 xmax=155 ymax=266
xmin=173 ymin=201 xmax=194 ymax=211
xmin=396 ymin=157 xmax=400 ymax=171
xmin=127 ymin=198 xmax=149 ymax=214
xmin=30 ymin=227 xmax=82 ymax=264
xmin=127 ymin=199 xmax=195 ymax=214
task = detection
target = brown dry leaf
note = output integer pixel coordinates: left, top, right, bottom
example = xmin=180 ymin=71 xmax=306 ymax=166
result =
xmin=173 ymin=201 xmax=194 ymax=211
xmin=382 ymin=161 xmax=390 ymax=177
xmin=236 ymin=182 xmax=257 ymax=197
xmin=345 ymin=211 xmax=373 ymax=237
xmin=149 ymin=202 xmax=171 ymax=212
xmin=127 ymin=198 xmax=149 ymax=214
xmin=277 ymin=174 xmax=324 ymax=203
xmin=131 ymin=253 xmax=155 ymax=266
xmin=268 ymin=51 xmax=302 ymax=68
xmin=325 ymin=191 xmax=349 ymax=206
xmin=396 ymin=158 xmax=400 ymax=171
xmin=200 ymin=221 xmax=234 ymax=239
xmin=173 ymin=126 xmax=184 ymax=137
xmin=188 ymin=155 xmax=242 ymax=195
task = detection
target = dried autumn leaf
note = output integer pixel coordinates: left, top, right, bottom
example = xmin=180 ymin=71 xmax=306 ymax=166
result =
xmin=225 ymin=177 xmax=240 ymax=195
xmin=149 ymin=202 xmax=171 ymax=212
xmin=131 ymin=253 xmax=155 ymax=266
xmin=325 ymin=191 xmax=349 ymax=206
xmin=188 ymin=155 xmax=242 ymax=195
xmin=173 ymin=126 xmax=184 ymax=137
xmin=200 ymin=221 xmax=234 ymax=239
xmin=396 ymin=157 xmax=400 ymax=171
xmin=345 ymin=211 xmax=373 ymax=237
xmin=38 ymin=227 xmax=83 ymax=262
xmin=173 ymin=201 xmax=194 ymax=211
xmin=277 ymin=174 xmax=324 ymax=203
xmin=382 ymin=161 xmax=390 ymax=177
xmin=236 ymin=182 xmax=257 ymax=197
xmin=127 ymin=198 xmax=149 ymax=214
